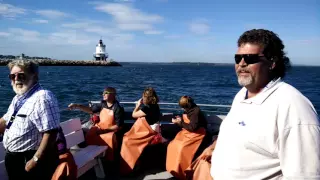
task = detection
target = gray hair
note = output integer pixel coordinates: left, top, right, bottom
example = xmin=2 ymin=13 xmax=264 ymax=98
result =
xmin=8 ymin=59 xmax=39 ymax=75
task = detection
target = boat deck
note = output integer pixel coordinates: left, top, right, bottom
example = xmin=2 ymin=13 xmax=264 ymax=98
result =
xmin=76 ymin=107 xmax=224 ymax=180
xmin=79 ymin=142 xmax=177 ymax=180
xmin=79 ymin=168 xmax=175 ymax=180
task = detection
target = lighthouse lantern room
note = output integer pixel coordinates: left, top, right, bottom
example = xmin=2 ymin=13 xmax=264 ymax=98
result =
xmin=93 ymin=39 xmax=108 ymax=61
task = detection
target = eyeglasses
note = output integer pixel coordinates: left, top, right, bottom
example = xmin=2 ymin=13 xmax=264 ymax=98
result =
xmin=102 ymin=91 xmax=116 ymax=95
xmin=234 ymin=54 xmax=265 ymax=64
xmin=8 ymin=73 xmax=26 ymax=81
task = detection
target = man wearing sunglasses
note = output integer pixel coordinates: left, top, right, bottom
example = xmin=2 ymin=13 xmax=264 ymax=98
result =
xmin=210 ymin=29 xmax=320 ymax=179
xmin=0 ymin=59 xmax=60 ymax=179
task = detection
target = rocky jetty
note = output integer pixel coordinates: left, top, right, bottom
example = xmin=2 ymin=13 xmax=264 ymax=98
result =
xmin=0 ymin=59 xmax=122 ymax=66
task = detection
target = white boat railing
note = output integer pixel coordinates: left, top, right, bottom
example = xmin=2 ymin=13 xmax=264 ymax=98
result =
xmin=89 ymin=101 xmax=231 ymax=115
xmin=91 ymin=101 xmax=231 ymax=108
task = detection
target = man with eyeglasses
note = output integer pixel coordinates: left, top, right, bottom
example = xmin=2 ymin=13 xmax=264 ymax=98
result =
xmin=210 ymin=29 xmax=320 ymax=179
xmin=0 ymin=59 xmax=60 ymax=179
xmin=68 ymin=87 xmax=125 ymax=174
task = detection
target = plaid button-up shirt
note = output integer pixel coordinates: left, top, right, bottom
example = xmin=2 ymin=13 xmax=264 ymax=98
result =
xmin=2 ymin=83 xmax=60 ymax=152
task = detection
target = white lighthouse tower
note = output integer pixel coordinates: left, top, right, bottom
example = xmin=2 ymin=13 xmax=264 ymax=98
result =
xmin=93 ymin=39 xmax=108 ymax=61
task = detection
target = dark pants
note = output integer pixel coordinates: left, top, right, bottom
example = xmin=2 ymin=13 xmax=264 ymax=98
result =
xmin=5 ymin=150 xmax=59 ymax=180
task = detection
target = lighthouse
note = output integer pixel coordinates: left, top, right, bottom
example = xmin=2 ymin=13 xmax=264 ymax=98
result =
xmin=93 ymin=39 xmax=108 ymax=61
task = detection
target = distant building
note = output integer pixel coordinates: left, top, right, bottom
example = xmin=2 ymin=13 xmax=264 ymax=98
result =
xmin=93 ymin=39 xmax=108 ymax=61
xmin=19 ymin=53 xmax=25 ymax=59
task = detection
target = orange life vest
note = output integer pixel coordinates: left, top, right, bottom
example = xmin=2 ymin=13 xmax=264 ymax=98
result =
xmin=85 ymin=106 xmax=118 ymax=161
xmin=166 ymin=114 xmax=206 ymax=180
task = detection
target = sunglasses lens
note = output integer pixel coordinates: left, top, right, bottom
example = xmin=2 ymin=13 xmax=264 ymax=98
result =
xmin=8 ymin=74 xmax=14 ymax=80
xmin=245 ymin=55 xmax=260 ymax=64
xmin=8 ymin=73 xmax=26 ymax=80
xmin=234 ymin=55 xmax=242 ymax=64
xmin=17 ymin=73 xmax=26 ymax=80
xmin=234 ymin=54 xmax=261 ymax=64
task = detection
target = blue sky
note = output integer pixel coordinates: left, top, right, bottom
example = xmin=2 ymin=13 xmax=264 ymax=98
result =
xmin=0 ymin=0 xmax=319 ymax=65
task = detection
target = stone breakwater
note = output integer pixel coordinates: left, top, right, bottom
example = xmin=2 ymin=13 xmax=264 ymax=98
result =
xmin=0 ymin=59 xmax=122 ymax=66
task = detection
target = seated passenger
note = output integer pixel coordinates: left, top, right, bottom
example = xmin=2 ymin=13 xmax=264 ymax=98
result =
xmin=185 ymin=136 xmax=218 ymax=180
xmin=51 ymin=127 xmax=78 ymax=180
xmin=68 ymin=87 xmax=125 ymax=161
xmin=120 ymin=87 xmax=161 ymax=175
xmin=166 ymin=96 xmax=207 ymax=180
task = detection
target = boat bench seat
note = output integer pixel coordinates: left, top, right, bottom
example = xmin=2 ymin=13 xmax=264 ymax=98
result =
xmin=61 ymin=118 xmax=107 ymax=179
xmin=0 ymin=118 xmax=107 ymax=180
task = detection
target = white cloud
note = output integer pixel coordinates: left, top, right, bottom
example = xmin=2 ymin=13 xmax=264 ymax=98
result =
xmin=118 ymin=23 xmax=153 ymax=31
xmin=35 ymin=10 xmax=69 ymax=19
xmin=3 ymin=25 xmax=134 ymax=47
xmin=164 ymin=35 xmax=181 ymax=39
xmin=95 ymin=3 xmax=163 ymax=23
xmin=0 ymin=3 xmax=26 ymax=19
xmin=189 ymin=20 xmax=211 ymax=35
xmin=84 ymin=27 xmax=114 ymax=34
xmin=0 ymin=32 xmax=11 ymax=37
xmin=93 ymin=3 xmax=163 ymax=31
xmin=144 ymin=30 xmax=163 ymax=35
xmin=32 ymin=19 xmax=49 ymax=24
xmin=61 ymin=21 xmax=115 ymax=35
xmin=8 ymin=28 xmax=41 ymax=42
xmin=48 ymin=30 xmax=95 ymax=45
xmin=61 ymin=22 xmax=92 ymax=28
xmin=59 ymin=18 xmax=135 ymax=48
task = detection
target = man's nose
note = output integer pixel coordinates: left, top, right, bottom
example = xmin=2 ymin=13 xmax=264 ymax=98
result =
xmin=238 ymin=58 xmax=247 ymax=67
xmin=14 ymin=74 xmax=19 ymax=81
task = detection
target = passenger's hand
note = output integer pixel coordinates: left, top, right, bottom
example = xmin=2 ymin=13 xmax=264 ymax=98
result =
xmin=25 ymin=158 xmax=37 ymax=172
xmin=199 ymin=147 xmax=212 ymax=162
xmin=172 ymin=117 xmax=181 ymax=124
xmin=68 ymin=103 xmax=78 ymax=110
xmin=135 ymin=98 xmax=142 ymax=108
xmin=175 ymin=116 xmax=182 ymax=122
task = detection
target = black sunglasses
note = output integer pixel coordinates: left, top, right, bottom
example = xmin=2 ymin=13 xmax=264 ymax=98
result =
xmin=102 ymin=91 xmax=116 ymax=95
xmin=234 ymin=54 xmax=265 ymax=64
xmin=8 ymin=73 xmax=26 ymax=81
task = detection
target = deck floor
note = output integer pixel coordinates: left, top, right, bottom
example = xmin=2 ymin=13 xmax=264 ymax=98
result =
xmin=79 ymin=143 xmax=177 ymax=180
xmin=79 ymin=167 xmax=176 ymax=180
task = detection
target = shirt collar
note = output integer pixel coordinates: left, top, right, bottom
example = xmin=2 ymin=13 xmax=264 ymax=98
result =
xmin=240 ymin=78 xmax=283 ymax=105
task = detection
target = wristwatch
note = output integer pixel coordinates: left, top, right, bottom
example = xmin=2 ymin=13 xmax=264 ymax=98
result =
xmin=33 ymin=156 xmax=39 ymax=162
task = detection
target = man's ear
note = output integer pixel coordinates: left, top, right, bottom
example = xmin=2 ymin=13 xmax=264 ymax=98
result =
xmin=33 ymin=73 xmax=39 ymax=81
xmin=269 ymin=58 xmax=276 ymax=70
xmin=270 ymin=62 xmax=276 ymax=70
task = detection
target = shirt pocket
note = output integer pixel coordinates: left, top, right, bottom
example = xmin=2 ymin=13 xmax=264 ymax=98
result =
xmin=243 ymin=121 xmax=278 ymax=158
xmin=12 ymin=114 xmax=30 ymax=134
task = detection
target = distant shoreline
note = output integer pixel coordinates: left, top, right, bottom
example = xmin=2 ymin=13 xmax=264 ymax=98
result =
xmin=0 ymin=59 xmax=122 ymax=66
xmin=121 ymin=62 xmax=234 ymax=66
xmin=120 ymin=62 xmax=319 ymax=67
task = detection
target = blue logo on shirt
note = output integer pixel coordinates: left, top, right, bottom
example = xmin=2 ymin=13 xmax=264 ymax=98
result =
xmin=238 ymin=121 xmax=246 ymax=126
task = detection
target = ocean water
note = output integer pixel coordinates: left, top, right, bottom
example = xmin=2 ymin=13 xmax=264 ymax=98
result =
xmin=0 ymin=63 xmax=319 ymax=122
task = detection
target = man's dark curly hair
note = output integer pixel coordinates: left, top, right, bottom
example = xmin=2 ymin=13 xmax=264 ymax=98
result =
xmin=237 ymin=29 xmax=291 ymax=79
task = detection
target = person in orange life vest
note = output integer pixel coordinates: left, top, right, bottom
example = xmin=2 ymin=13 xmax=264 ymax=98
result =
xmin=120 ymin=87 xmax=161 ymax=175
xmin=68 ymin=87 xmax=125 ymax=161
xmin=166 ymin=96 xmax=207 ymax=180
xmin=185 ymin=136 xmax=218 ymax=180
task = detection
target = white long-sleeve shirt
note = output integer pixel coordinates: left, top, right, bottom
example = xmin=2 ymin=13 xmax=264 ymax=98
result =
xmin=211 ymin=78 xmax=320 ymax=180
